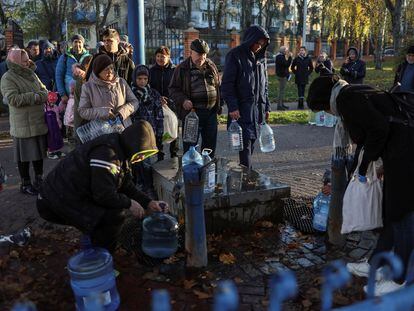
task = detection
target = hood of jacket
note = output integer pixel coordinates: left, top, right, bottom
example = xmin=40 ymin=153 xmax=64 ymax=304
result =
xmin=152 ymin=61 xmax=175 ymax=71
xmin=241 ymin=25 xmax=270 ymax=59
xmin=120 ymin=119 xmax=158 ymax=162
xmin=6 ymin=60 xmax=37 ymax=81
xmin=98 ymin=44 xmax=129 ymax=60
xmin=131 ymin=64 xmax=150 ymax=89
xmin=89 ymin=72 xmax=120 ymax=88
xmin=346 ymin=47 xmax=360 ymax=60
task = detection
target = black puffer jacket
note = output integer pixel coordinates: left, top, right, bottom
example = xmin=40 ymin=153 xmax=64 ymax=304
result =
xmin=290 ymin=55 xmax=314 ymax=85
xmin=86 ymin=45 xmax=135 ymax=84
xmin=39 ymin=120 xmax=156 ymax=233
xmin=149 ymin=62 xmax=176 ymax=97
xmin=275 ymin=53 xmax=292 ymax=78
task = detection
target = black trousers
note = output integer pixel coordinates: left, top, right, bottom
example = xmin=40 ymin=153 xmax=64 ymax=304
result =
xmin=37 ymin=198 xmax=124 ymax=252
xmin=297 ymin=83 xmax=306 ymax=99
xmin=183 ymin=108 xmax=217 ymax=158
xmin=239 ymin=136 xmax=255 ymax=169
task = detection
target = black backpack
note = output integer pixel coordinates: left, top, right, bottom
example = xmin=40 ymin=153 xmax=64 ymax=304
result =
xmin=387 ymin=91 xmax=414 ymax=127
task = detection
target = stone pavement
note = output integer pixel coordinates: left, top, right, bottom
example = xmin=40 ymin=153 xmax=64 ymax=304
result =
xmin=0 ymin=117 xmax=375 ymax=310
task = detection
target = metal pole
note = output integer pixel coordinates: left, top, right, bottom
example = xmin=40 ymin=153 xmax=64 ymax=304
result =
xmin=127 ymin=0 xmax=145 ymax=64
xmin=302 ymin=0 xmax=307 ymax=46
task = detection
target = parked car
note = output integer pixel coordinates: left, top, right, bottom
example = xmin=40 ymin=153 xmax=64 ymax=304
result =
xmin=383 ymin=48 xmax=395 ymax=57
xmin=170 ymin=46 xmax=184 ymax=65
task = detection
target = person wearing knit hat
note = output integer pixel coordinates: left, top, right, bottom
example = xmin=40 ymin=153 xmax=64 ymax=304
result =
xmin=393 ymin=45 xmax=414 ymax=92
xmin=339 ymin=47 xmax=366 ymax=84
xmin=35 ymin=40 xmax=58 ymax=91
xmin=55 ymin=33 xmax=90 ymax=108
xmin=78 ymin=53 xmax=138 ymax=126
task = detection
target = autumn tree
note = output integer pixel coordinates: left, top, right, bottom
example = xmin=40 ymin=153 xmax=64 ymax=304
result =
xmin=384 ymin=0 xmax=404 ymax=54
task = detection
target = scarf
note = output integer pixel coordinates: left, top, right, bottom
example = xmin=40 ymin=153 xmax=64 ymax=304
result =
xmin=329 ymin=79 xmax=353 ymax=159
xmin=133 ymin=85 xmax=150 ymax=103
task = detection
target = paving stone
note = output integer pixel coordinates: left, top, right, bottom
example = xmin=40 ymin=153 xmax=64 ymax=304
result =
xmin=313 ymin=246 xmax=327 ymax=255
xmin=240 ymin=264 xmax=263 ymax=279
xmin=238 ymin=286 xmax=265 ymax=296
xmin=304 ymin=253 xmax=325 ymax=265
xmin=348 ymin=248 xmax=369 ymax=260
xmin=297 ymin=258 xmax=315 ymax=268
xmin=303 ymin=242 xmax=316 ymax=250
xmin=355 ymin=238 xmax=377 ymax=250
xmin=241 ymin=295 xmax=265 ymax=304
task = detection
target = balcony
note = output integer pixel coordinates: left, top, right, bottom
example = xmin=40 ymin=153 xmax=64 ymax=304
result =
xmin=72 ymin=10 xmax=96 ymax=24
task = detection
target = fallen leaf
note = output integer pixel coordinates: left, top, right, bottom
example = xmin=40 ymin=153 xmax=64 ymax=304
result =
xmin=219 ymin=252 xmax=236 ymax=265
xmin=163 ymin=255 xmax=180 ymax=264
xmin=183 ymin=279 xmax=197 ymax=289
xmin=244 ymin=251 xmax=253 ymax=256
xmin=9 ymin=250 xmax=19 ymax=258
xmin=193 ymin=289 xmax=212 ymax=299
xmin=302 ymin=299 xmax=312 ymax=308
xmin=257 ymin=220 xmax=274 ymax=228
xmin=43 ymin=249 xmax=53 ymax=256
xmin=234 ymin=277 xmax=244 ymax=284
xmin=286 ymin=242 xmax=299 ymax=250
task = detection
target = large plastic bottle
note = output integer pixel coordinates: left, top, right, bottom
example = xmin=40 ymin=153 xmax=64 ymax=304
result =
xmin=202 ymin=148 xmax=216 ymax=193
xmin=259 ymin=122 xmax=275 ymax=153
xmin=67 ymin=235 xmax=120 ymax=311
xmin=308 ymin=111 xmax=316 ymax=125
xmin=182 ymin=146 xmax=203 ymax=167
xmin=183 ymin=109 xmax=199 ymax=143
xmin=228 ymin=120 xmax=243 ymax=151
xmin=315 ymin=111 xmax=325 ymax=127
xmin=76 ymin=118 xmax=124 ymax=144
xmin=312 ymin=192 xmax=331 ymax=231
xmin=323 ymin=113 xmax=337 ymax=128
xmin=142 ymin=210 xmax=179 ymax=258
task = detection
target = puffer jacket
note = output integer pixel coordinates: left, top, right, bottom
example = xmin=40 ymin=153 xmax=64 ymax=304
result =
xmin=340 ymin=47 xmax=366 ymax=84
xmin=149 ymin=61 xmax=175 ymax=97
xmin=221 ymin=25 xmax=271 ymax=140
xmin=1 ymin=61 xmax=48 ymax=138
xmin=55 ymin=48 xmax=90 ymax=97
xmin=78 ymin=73 xmax=139 ymax=124
xmin=39 ymin=120 xmax=156 ymax=232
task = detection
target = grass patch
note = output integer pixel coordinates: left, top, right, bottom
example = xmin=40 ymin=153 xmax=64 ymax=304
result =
xmin=218 ymin=110 xmax=310 ymax=125
xmin=0 ymin=131 xmax=11 ymax=140
xmin=268 ymin=60 xmax=395 ymax=103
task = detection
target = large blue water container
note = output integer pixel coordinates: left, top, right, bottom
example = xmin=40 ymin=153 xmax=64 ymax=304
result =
xmin=312 ymin=192 xmax=331 ymax=231
xmin=68 ymin=236 xmax=120 ymax=311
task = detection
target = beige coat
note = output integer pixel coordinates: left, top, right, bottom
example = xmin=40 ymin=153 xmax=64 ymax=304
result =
xmin=78 ymin=73 xmax=138 ymax=125
xmin=1 ymin=61 xmax=48 ymax=138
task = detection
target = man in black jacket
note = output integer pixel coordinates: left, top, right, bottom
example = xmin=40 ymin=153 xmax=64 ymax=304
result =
xmin=393 ymin=45 xmax=414 ymax=92
xmin=275 ymin=46 xmax=292 ymax=110
xmin=291 ymin=46 xmax=313 ymax=109
xmin=340 ymin=47 xmax=366 ymax=84
xmin=86 ymin=28 xmax=135 ymax=84
xmin=37 ymin=120 xmax=167 ymax=251
xmin=149 ymin=46 xmax=178 ymax=159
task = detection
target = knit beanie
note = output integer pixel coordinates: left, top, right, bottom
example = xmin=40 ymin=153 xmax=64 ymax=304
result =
xmin=92 ymin=54 xmax=113 ymax=76
xmin=307 ymin=76 xmax=336 ymax=111
xmin=191 ymin=39 xmax=210 ymax=54
xmin=135 ymin=64 xmax=149 ymax=77
xmin=71 ymin=34 xmax=85 ymax=44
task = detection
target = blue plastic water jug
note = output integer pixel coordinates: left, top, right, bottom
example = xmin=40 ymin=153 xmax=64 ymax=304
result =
xmin=142 ymin=211 xmax=179 ymax=258
xmin=68 ymin=236 xmax=120 ymax=311
xmin=182 ymin=146 xmax=203 ymax=167
xmin=202 ymin=149 xmax=216 ymax=193
xmin=315 ymin=112 xmax=325 ymax=126
xmin=323 ymin=113 xmax=336 ymax=127
xmin=312 ymin=192 xmax=331 ymax=231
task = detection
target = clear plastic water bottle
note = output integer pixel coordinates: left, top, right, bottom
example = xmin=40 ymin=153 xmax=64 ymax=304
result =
xmin=308 ymin=111 xmax=316 ymax=125
xmin=68 ymin=235 xmax=120 ymax=311
xmin=183 ymin=109 xmax=199 ymax=143
xmin=202 ymin=148 xmax=216 ymax=193
xmin=323 ymin=113 xmax=336 ymax=128
xmin=142 ymin=210 xmax=179 ymax=258
xmin=182 ymin=146 xmax=203 ymax=167
xmin=11 ymin=302 xmax=37 ymax=311
xmin=312 ymin=192 xmax=331 ymax=231
xmin=315 ymin=111 xmax=325 ymax=127
xmin=228 ymin=120 xmax=243 ymax=151
xmin=259 ymin=122 xmax=275 ymax=153
xmin=76 ymin=119 xmax=124 ymax=144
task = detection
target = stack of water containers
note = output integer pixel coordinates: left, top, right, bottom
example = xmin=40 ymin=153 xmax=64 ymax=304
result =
xmin=67 ymin=235 xmax=120 ymax=310
xmin=202 ymin=148 xmax=216 ymax=194
xmin=312 ymin=170 xmax=332 ymax=231
xmin=183 ymin=109 xmax=199 ymax=144
xmin=228 ymin=120 xmax=243 ymax=151
xmin=76 ymin=117 xmax=124 ymax=144
xmin=309 ymin=111 xmax=336 ymax=128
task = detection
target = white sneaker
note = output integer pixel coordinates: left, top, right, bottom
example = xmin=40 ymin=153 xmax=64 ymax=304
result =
xmin=363 ymin=280 xmax=406 ymax=296
xmin=346 ymin=259 xmax=384 ymax=280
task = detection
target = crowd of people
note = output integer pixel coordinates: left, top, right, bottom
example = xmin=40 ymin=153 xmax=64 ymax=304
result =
xmin=1 ymin=25 xmax=414 ymax=298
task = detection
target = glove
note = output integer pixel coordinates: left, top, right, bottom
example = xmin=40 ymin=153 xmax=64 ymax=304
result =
xmin=358 ymin=174 xmax=367 ymax=183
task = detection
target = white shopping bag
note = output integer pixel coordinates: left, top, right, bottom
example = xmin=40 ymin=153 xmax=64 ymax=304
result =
xmin=162 ymin=105 xmax=178 ymax=144
xmin=341 ymin=150 xmax=383 ymax=234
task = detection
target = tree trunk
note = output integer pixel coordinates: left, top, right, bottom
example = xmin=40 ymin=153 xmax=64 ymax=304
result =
xmin=385 ymin=0 xmax=404 ymax=55
xmin=207 ymin=0 xmax=212 ymax=29
xmin=241 ymin=0 xmax=253 ymax=30
xmin=295 ymin=0 xmax=304 ymax=36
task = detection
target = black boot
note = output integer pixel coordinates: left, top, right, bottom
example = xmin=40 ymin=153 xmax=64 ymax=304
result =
xmin=33 ymin=175 xmax=43 ymax=192
xmin=297 ymin=98 xmax=304 ymax=110
xmin=20 ymin=178 xmax=38 ymax=196
xmin=277 ymin=104 xmax=287 ymax=111
xmin=282 ymin=103 xmax=289 ymax=110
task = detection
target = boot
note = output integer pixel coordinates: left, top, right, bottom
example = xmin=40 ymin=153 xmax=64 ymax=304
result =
xmin=277 ymin=104 xmax=287 ymax=111
xmin=297 ymin=98 xmax=304 ymax=110
xmin=282 ymin=103 xmax=289 ymax=110
xmin=33 ymin=175 xmax=43 ymax=192
xmin=20 ymin=178 xmax=38 ymax=196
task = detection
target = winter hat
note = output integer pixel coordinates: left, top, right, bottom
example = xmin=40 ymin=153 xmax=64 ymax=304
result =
xmin=6 ymin=48 xmax=28 ymax=67
xmin=135 ymin=64 xmax=149 ymax=77
xmin=92 ymin=54 xmax=113 ymax=75
xmin=191 ymin=39 xmax=210 ymax=54
xmin=71 ymin=34 xmax=85 ymax=44
xmin=347 ymin=47 xmax=359 ymax=57
xmin=42 ymin=41 xmax=55 ymax=51
xmin=307 ymin=75 xmax=337 ymax=111
xmin=407 ymin=46 xmax=414 ymax=54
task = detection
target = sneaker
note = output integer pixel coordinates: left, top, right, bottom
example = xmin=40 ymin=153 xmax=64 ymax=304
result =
xmin=346 ymin=259 xmax=384 ymax=280
xmin=20 ymin=184 xmax=38 ymax=196
xmin=47 ymin=152 xmax=59 ymax=160
xmin=363 ymin=280 xmax=405 ymax=296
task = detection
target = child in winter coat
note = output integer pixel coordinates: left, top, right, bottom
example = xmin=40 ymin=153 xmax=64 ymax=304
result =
xmin=63 ymin=80 xmax=76 ymax=130
xmin=131 ymin=65 xmax=164 ymax=161
xmin=46 ymin=92 xmax=65 ymax=160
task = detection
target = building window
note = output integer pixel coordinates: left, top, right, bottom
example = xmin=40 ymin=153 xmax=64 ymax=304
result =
xmin=114 ymin=4 xmax=121 ymax=18
xmin=78 ymin=28 xmax=90 ymax=40
xmin=202 ymin=11 xmax=209 ymax=22
xmin=230 ymin=14 xmax=240 ymax=22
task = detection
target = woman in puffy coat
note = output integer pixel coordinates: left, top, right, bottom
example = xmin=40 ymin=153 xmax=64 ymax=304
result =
xmin=1 ymin=48 xmax=48 ymax=195
xmin=78 ymin=54 xmax=138 ymax=126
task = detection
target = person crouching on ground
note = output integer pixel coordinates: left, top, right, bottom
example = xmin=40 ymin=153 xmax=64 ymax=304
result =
xmin=37 ymin=120 xmax=167 ymax=252
xmin=307 ymin=75 xmax=414 ymax=296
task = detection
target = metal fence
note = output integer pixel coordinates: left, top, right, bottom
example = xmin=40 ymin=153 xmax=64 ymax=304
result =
xmin=145 ymin=28 xmax=184 ymax=65
xmin=199 ymin=32 xmax=233 ymax=70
